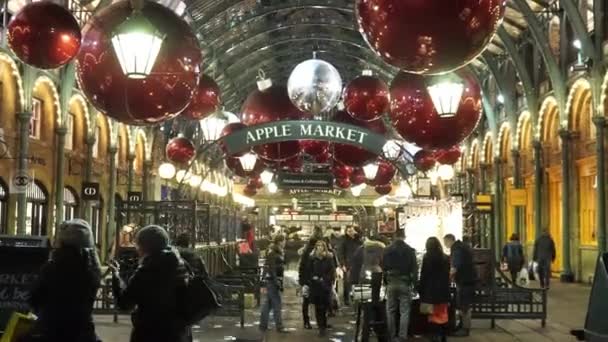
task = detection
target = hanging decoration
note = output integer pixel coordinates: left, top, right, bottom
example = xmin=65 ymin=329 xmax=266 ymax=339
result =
xmin=226 ymin=156 xmax=265 ymax=178
xmin=343 ymin=71 xmax=390 ymax=122
xmin=356 ymin=0 xmax=506 ymax=74
xmin=76 ymin=1 xmax=201 ymax=125
xmin=287 ymin=58 xmax=343 ymax=115
xmin=370 ymin=160 xmax=396 ymax=186
xmin=332 ymin=163 xmax=354 ymax=180
xmin=335 ymin=178 xmax=351 ymax=189
xmin=350 ymin=168 xmax=366 ymax=186
xmin=333 ymin=110 xmax=387 ymax=167
xmin=201 ymin=111 xmax=238 ymax=143
xmin=7 ymin=2 xmax=81 ymax=69
xmin=247 ymin=176 xmax=264 ymax=189
xmin=413 ymin=150 xmax=436 ymax=172
xmin=165 ymin=136 xmax=195 ymax=164
xmin=181 ymin=74 xmax=221 ymax=120
xmin=375 ymin=184 xmax=393 ymax=195
xmin=220 ymin=122 xmax=248 ymax=156
xmin=243 ymin=185 xmax=257 ymax=197
xmin=389 ymin=71 xmax=481 ymax=150
xmin=315 ymin=151 xmax=332 ymax=164
xmin=435 ymin=146 xmax=461 ymax=165
xmin=241 ymin=76 xmax=309 ymax=161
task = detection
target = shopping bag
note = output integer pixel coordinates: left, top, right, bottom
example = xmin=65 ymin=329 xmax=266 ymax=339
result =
xmin=428 ymin=304 xmax=449 ymax=325
xmin=500 ymin=262 xmax=509 ymax=272
xmin=518 ymin=267 xmax=530 ymax=287
xmin=0 ymin=312 xmax=36 ymax=342
xmin=528 ymin=261 xmax=536 ymax=281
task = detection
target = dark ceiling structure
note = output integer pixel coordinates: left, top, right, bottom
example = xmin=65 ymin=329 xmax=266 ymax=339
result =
xmin=184 ymin=0 xmax=551 ymax=113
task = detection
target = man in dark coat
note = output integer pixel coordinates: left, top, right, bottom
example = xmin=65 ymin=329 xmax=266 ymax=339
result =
xmin=533 ymin=229 xmax=557 ymax=289
xmin=175 ymin=233 xmax=209 ymax=278
xmin=338 ymin=226 xmax=362 ymax=305
xmin=259 ymin=234 xmax=288 ymax=333
xmin=444 ymin=234 xmax=476 ymax=337
xmin=382 ymin=229 xmax=418 ymax=342
xmin=111 ymin=225 xmax=191 ymax=342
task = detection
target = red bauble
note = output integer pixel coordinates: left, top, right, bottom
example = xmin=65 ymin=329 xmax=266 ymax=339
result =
xmin=350 ymin=168 xmax=366 ymax=186
xmin=165 ymin=137 xmax=195 ymax=164
xmin=332 ymin=163 xmax=353 ymax=179
xmin=7 ymin=2 xmax=81 ymax=69
xmin=282 ymin=155 xmax=303 ymax=172
xmin=389 ymin=72 xmax=481 ymax=150
xmin=356 ymin=0 xmax=506 ymax=74
xmin=241 ymin=85 xmax=310 ymax=161
xmin=315 ymin=151 xmax=332 ymax=164
xmin=220 ymin=122 xmax=248 ymax=157
xmin=375 ymin=184 xmax=393 ymax=195
xmin=343 ymin=75 xmax=390 ymax=121
xmin=226 ymin=156 xmax=265 ymax=178
xmin=333 ymin=110 xmax=387 ymax=167
xmin=76 ymin=1 xmax=201 ymax=125
xmin=181 ymin=74 xmax=221 ymax=120
xmin=243 ymin=186 xmax=257 ymax=197
xmin=414 ymin=150 xmax=436 ymax=172
xmin=300 ymin=140 xmax=329 ymax=156
xmin=436 ymin=146 xmax=462 ymax=165
xmin=247 ymin=177 xmax=264 ymax=189
xmin=373 ymin=160 xmax=397 ymax=186
xmin=336 ymin=178 xmax=351 ymax=189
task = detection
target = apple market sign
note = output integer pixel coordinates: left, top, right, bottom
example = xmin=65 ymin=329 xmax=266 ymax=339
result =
xmin=222 ymin=120 xmax=388 ymax=156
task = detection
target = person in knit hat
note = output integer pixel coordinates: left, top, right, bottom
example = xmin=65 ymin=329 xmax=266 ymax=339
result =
xmin=23 ymin=219 xmax=102 ymax=342
xmin=111 ymin=225 xmax=191 ymax=342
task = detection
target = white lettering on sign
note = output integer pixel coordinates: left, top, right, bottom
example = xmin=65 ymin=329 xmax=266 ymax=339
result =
xmin=300 ymin=124 xmax=312 ymax=136
xmin=243 ymin=122 xmax=370 ymax=144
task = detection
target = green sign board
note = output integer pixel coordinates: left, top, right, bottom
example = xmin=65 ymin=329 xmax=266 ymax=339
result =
xmin=222 ymin=120 xmax=388 ymax=156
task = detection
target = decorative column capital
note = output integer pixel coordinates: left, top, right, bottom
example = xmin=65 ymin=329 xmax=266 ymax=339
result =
xmin=16 ymin=111 xmax=32 ymax=122
xmin=108 ymin=145 xmax=118 ymax=154
xmin=127 ymin=153 xmax=136 ymax=161
xmin=558 ymin=128 xmax=573 ymax=140
xmin=55 ymin=127 xmax=68 ymax=136
xmin=86 ymin=135 xmax=96 ymax=146
xmin=511 ymin=149 xmax=521 ymax=159
xmin=592 ymin=115 xmax=606 ymax=128
xmin=143 ymin=159 xmax=153 ymax=167
xmin=493 ymin=156 xmax=503 ymax=165
xmin=532 ymin=139 xmax=542 ymax=150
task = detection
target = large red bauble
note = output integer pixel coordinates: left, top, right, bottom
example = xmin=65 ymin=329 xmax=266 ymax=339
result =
xmin=389 ymin=72 xmax=482 ymax=150
xmin=226 ymin=156 xmax=265 ymax=178
xmin=220 ymin=122 xmax=248 ymax=157
xmin=414 ymin=150 xmax=436 ymax=172
xmin=336 ymin=178 xmax=351 ymax=189
xmin=165 ymin=137 xmax=195 ymax=164
xmin=247 ymin=177 xmax=264 ymax=189
xmin=241 ymin=85 xmax=310 ymax=161
xmin=372 ymin=160 xmax=397 ymax=186
xmin=181 ymin=74 xmax=221 ymax=120
xmin=282 ymin=155 xmax=303 ymax=172
xmin=343 ymin=75 xmax=390 ymax=121
xmin=356 ymin=0 xmax=506 ymax=74
xmin=333 ymin=110 xmax=386 ymax=167
xmin=300 ymin=140 xmax=329 ymax=156
xmin=350 ymin=168 xmax=366 ymax=186
xmin=436 ymin=146 xmax=462 ymax=165
xmin=76 ymin=1 xmax=201 ymax=125
xmin=375 ymin=184 xmax=393 ymax=195
xmin=243 ymin=186 xmax=257 ymax=197
xmin=315 ymin=151 xmax=332 ymax=164
xmin=332 ymin=163 xmax=353 ymax=179
xmin=7 ymin=2 xmax=81 ymax=69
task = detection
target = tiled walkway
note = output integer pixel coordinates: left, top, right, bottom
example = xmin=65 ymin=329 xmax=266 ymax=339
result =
xmin=95 ymin=281 xmax=590 ymax=341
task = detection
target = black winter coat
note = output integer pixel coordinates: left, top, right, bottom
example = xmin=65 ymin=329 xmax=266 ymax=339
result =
xmin=263 ymin=244 xmax=285 ymax=286
xmin=309 ymin=253 xmax=336 ymax=305
xmin=382 ymin=240 xmax=418 ymax=284
xmin=113 ymin=248 xmax=189 ymax=342
xmin=25 ymin=248 xmax=101 ymax=342
xmin=298 ymin=242 xmax=315 ymax=286
xmin=338 ymin=235 xmax=362 ymax=268
xmin=177 ymin=247 xmax=209 ymax=279
xmin=450 ymin=241 xmax=476 ymax=286
xmin=419 ymin=253 xmax=451 ymax=304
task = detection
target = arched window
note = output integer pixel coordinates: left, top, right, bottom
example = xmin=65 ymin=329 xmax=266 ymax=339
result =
xmin=90 ymin=196 xmax=103 ymax=244
xmin=26 ymin=180 xmax=48 ymax=236
xmin=63 ymin=186 xmax=79 ymax=221
xmin=0 ymin=178 xmax=8 ymax=234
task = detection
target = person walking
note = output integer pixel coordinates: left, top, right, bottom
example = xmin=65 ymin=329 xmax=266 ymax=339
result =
xmin=502 ymin=233 xmax=525 ymax=284
xmin=443 ymin=234 xmax=476 ymax=337
xmin=23 ymin=219 xmax=102 ymax=342
xmin=350 ymin=235 xmax=386 ymax=284
xmin=533 ymin=229 xmax=557 ymax=289
xmin=111 ymin=225 xmax=190 ymax=342
xmin=309 ymin=240 xmax=337 ymax=337
xmin=419 ymin=237 xmax=450 ymax=342
xmin=259 ymin=234 xmax=288 ymax=333
xmin=383 ymin=229 xmax=418 ymax=342
xmin=175 ymin=233 xmax=209 ymax=278
xmin=298 ymin=227 xmax=324 ymax=329
xmin=338 ymin=226 xmax=362 ymax=305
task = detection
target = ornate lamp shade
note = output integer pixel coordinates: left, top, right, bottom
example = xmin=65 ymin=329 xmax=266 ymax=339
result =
xmin=267 ymin=182 xmax=278 ymax=194
xmin=437 ymin=164 xmax=455 ymax=181
xmin=239 ymin=153 xmax=258 ymax=172
xmin=200 ymin=111 xmax=232 ymax=142
xmin=382 ymin=139 xmax=404 ymax=160
xmin=260 ymin=169 xmax=274 ymax=185
xmin=426 ymin=75 xmax=465 ymax=118
xmin=363 ymin=162 xmax=380 ymax=180
xmin=111 ymin=11 xmax=165 ymax=79
xmin=158 ymin=162 xmax=176 ymax=180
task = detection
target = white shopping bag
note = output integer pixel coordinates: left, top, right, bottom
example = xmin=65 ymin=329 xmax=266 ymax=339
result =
xmin=518 ymin=267 xmax=530 ymax=287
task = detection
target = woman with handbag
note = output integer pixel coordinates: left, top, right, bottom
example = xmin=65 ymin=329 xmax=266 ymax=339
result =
xmin=419 ymin=237 xmax=451 ymax=342
xmin=23 ymin=219 xmax=102 ymax=342
xmin=309 ymin=240 xmax=337 ymax=337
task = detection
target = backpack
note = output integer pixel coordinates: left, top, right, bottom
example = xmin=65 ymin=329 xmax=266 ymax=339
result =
xmin=177 ymin=262 xmax=221 ymax=325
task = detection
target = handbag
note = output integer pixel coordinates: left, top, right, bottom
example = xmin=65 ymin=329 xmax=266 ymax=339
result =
xmin=0 ymin=312 xmax=36 ymax=342
xmin=178 ymin=263 xmax=221 ymax=325
xmin=419 ymin=302 xmax=434 ymax=315
xmin=428 ymin=304 xmax=449 ymax=325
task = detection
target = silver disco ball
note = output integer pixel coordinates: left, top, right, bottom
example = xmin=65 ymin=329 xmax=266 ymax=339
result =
xmin=287 ymin=58 xmax=343 ymax=116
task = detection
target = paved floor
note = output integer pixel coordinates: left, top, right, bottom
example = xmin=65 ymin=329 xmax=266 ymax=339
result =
xmin=95 ymin=281 xmax=591 ymax=341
